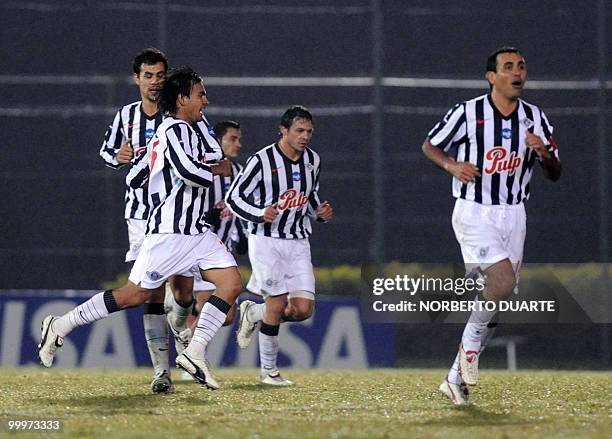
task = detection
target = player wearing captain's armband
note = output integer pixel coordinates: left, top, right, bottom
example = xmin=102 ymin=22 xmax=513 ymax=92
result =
xmin=421 ymin=47 xmax=561 ymax=406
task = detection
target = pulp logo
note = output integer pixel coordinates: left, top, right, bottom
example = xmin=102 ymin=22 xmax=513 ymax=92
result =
xmin=278 ymin=188 xmax=308 ymax=211
xmin=484 ymin=147 xmax=522 ymax=176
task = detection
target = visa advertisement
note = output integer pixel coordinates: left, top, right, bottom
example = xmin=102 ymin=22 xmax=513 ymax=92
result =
xmin=0 ymin=291 xmax=394 ymax=369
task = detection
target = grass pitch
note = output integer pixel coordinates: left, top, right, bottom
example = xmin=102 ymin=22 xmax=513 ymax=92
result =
xmin=0 ymin=368 xmax=610 ymax=438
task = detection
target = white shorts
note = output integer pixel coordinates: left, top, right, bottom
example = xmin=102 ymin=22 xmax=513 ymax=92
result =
xmin=129 ymin=231 xmax=237 ymax=289
xmin=246 ymin=234 xmax=315 ymax=297
xmin=452 ymin=198 xmax=526 ymax=277
xmin=125 ymin=219 xmax=147 ymax=262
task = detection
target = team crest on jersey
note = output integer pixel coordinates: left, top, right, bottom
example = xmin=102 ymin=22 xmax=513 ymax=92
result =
xmin=278 ymin=188 xmax=309 ymax=211
xmin=501 ymin=128 xmax=512 ymax=140
xmin=292 ymin=171 xmax=301 ymax=182
xmin=306 ymin=163 xmax=314 ymax=170
xmin=521 ymin=118 xmax=534 ymax=129
xmin=146 ymin=271 xmax=163 ymax=281
xmin=484 ymin=147 xmax=522 ymax=176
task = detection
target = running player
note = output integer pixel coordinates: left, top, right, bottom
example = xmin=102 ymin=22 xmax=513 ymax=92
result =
xmin=39 ymin=67 xmax=242 ymax=392
xmin=226 ymin=105 xmax=333 ymax=386
xmin=421 ymin=47 xmax=561 ymax=405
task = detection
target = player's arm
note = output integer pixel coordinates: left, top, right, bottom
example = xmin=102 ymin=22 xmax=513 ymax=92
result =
xmin=307 ymin=165 xmax=333 ymax=222
xmin=225 ymin=156 xmax=269 ymax=223
xmin=525 ymin=132 xmax=561 ymax=181
xmin=422 ymin=138 xmax=480 ymax=184
xmin=166 ymin=124 xmax=212 ymax=188
xmin=99 ymin=110 xmax=133 ymax=168
xmin=126 ymin=146 xmax=150 ymax=189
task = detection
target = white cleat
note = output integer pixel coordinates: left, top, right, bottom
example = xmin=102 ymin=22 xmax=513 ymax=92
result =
xmin=175 ymin=352 xmax=220 ymax=390
xmin=459 ymin=344 xmax=480 ymax=386
xmin=236 ymin=300 xmax=258 ymax=349
xmin=439 ymin=377 xmax=470 ymax=406
xmin=170 ymin=327 xmax=192 ymax=356
xmin=38 ymin=315 xmax=64 ymax=368
xmin=260 ymin=370 xmax=294 ymax=387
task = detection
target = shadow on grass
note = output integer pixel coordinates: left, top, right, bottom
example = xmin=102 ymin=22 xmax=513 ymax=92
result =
xmin=416 ymin=404 xmax=545 ymax=427
xmin=228 ymin=383 xmax=291 ymax=392
xmin=36 ymin=392 xmax=212 ymax=414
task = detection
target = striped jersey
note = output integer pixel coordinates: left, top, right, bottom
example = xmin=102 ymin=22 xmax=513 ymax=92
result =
xmin=428 ymin=94 xmax=559 ymax=205
xmin=126 ymin=116 xmax=213 ymax=235
xmin=204 ymin=161 xmax=247 ymax=246
xmin=226 ymin=143 xmax=322 ymax=239
xmin=99 ymin=101 xmax=163 ymax=220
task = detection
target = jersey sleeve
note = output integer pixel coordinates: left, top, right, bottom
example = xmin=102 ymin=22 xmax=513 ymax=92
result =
xmin=307 ymin=163 xmax=324 ymax=221
xmin=99 ymin=110 xmax=125 ymax=169
xmin=165 ymin=123 xmax=213 ymax=188
xmin=539 ymin=109 xmax=560 ymax=160
xmin=225 ymin=155 xmax=266 ymax=223
xmin=126 ymin=146 xmax=150 ymax=189
xmin=427 ymin=103 xmax=467 ymax=152
xmin=194 ymin=117 xmax=225 ymax=162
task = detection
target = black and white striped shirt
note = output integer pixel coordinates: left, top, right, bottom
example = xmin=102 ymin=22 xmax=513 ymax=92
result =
xmin=126 ymin=117 xmax=213 ymax=235
xmin=429 ymin=94 xmax=559 ymax=205
xmin=226 ymin=143 xmax=322 ymax=239
xmin=204 ymin=161 xmax=247 ymax=245
xmin=99 ymin=101 xmax=163 ymax=220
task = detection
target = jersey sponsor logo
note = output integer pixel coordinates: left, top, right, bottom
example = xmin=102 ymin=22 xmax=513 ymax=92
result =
xmin=292 ymin=171 xmax=301 ymax=182
xmin=484 ymin=147 xmax=522 ymax=176
xmin=501 ymin=128 xmax=512 ymax=140
xmin=277 ymin=188 xmax=309 ymax=211
xmin=145 ymin=128 xmax=155 ymax=141
xmin=208 ymin=127 xmax=215 ymax=137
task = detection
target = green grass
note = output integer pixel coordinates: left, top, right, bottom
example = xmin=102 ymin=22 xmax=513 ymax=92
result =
xmin=0 ymin=368 xmax=610 ymax=438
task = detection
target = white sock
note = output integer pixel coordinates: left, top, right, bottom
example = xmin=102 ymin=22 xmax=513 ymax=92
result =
xmin=185 ymin=301 xmax=226 ymax=358
xmin=168 ymin=296 xmax=192 ymax=330
xmin=258 ymin=322 xmax=280 ymax=375
xmin=143 ymin=311 xmax=169 ymax=376
xmin=461 ymin=305 xmax=497 ymax=352
xmin=247 ymin=302 xmax=266 ymax=323
xmin=52 ymin=292 xmax=110 ymax=337
xmin=448 ymin=323 xmax=497 ymax=384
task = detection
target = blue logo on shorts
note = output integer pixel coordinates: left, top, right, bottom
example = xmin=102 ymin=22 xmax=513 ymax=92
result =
xmin=501 ymin=128 xmax=512 ymax=140
xmin=146 ymin=271 xmax=163 ymax=281
xmin=292 ymin=171 xmax=301 ymax=182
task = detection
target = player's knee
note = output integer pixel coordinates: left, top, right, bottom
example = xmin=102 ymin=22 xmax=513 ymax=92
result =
xmin=486 ymin=272 xmax=516 ymax=300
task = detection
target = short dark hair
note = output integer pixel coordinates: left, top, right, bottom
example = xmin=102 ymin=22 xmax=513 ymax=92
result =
xmin=158 ymin=66 xmax=202 ymax=115
xmin=213 ymin=120 xmax=241 ymax=142
xmin=132 ymin=47 xmax=168 ymax=74
xmin=279 ymin=105 xmax=313 ymax=129
xmin=486 ymin=46 xmax=523 ymax=73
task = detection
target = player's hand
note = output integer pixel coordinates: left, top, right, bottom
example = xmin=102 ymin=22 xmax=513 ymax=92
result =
xmin=211 ymin=159 xmax=232 ymax=177
xmin=448 ymin=161 xmax=480 ymax=184
xmin=117 ymin=140 xmax=134 ymax=164
xmin=263 ymin=203 xmax=278 ymax=223
xmin=526 ymin=132 xmax=550 ymax=159
xmin=316 ymin=201 xmax=333 ymax=222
